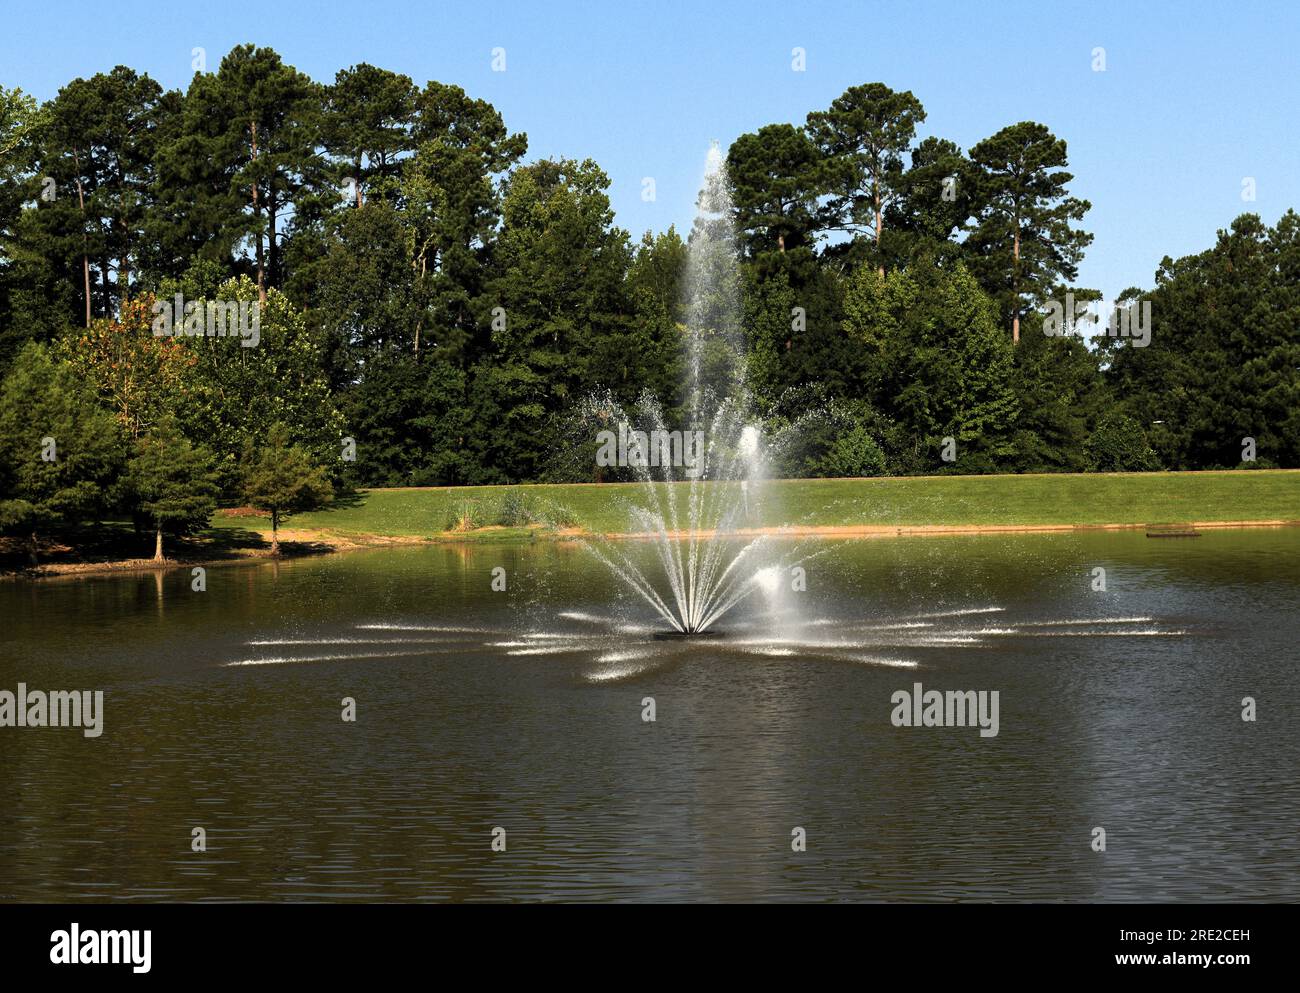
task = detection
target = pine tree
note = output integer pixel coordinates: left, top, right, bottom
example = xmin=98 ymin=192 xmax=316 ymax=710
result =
xmin=966 ymin=122 xmax=1092 ymax=345
xmin=240 ymin=422 xmax=333 ymax=555
xmin=123 ymin=415 xmax=220 ymax=561
xmin=806 ymin=83 xmax=925 ymax=275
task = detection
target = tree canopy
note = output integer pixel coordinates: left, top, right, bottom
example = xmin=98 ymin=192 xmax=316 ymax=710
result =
xmin=1 ymin=57 xmax=1295 ymax=553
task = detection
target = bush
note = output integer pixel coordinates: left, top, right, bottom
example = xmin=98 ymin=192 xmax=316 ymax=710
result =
xmin=1087 ymin=411 xmax=1161 ymax=472
xmin=541 ymin=502 xmax=578 ymax=528
xmin=444 ymin=500 xmax=485 ymax=531
xmin=815 ymin=424 xmax=887 ymax=477
xmin=495 ymin=489 xmax=537 ymax=526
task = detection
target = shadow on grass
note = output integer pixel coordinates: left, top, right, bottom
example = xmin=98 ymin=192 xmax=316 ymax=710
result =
xmin=206 ymin=526 xmax=338 ymax=559
xmin=1 ymin=520 xmax=341 ymax=577
xmin=327 ymin=489 xmax=367 ymax=512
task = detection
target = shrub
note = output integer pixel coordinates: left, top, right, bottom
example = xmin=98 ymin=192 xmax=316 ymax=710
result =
xmin=495 ymin=489 xmax=537 ymax=527
xmin=444 ymin=500 xmax=484 ymax=531
xmin=1087 ymin=411 xmax=1161 ymax=472
xmin=815 ymin=424 xmax=887 ymax=478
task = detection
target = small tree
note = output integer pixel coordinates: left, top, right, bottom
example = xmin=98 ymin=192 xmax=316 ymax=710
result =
xmin=1086 ymin=410 xmax=1161 ymax=472
xmin=240 ymin=422 xmax=333 ymax=555
xmin=817 ymin=424 xmax=887 ymax=478
xmin=123 ymin=416 xmax=220 ymax=561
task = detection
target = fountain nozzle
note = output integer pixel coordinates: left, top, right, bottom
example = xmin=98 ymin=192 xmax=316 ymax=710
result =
xmin=652 ymin=630 xmax=729 ymax=641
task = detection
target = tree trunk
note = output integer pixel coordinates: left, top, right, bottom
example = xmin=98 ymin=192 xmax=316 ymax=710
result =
xmin=72 ymin=148 xmax=91 ymax=327
xmin=81 ymin=253 xmax=92 ymax=326
xmin=270 ymin=510 xmax=280 ymax=557
xmin=268 ymin=189 xmax=278 ymax=293
xmin=153 ymin=526 xmax=164 ymax=563
xmin=250 ymin=120 xmax=266 ymax=306
xmin=1012 ymin=225 xmax=1021 ymax=345
xmin=117 ymin=162 xmax=130 ymax=312
xmin=414 ymin=253 xmax=426 ymax=357
xmin=100 ymin=257 xmax=112 ymax=317
xmin=875 ymin=191 xmax=884 ymax=277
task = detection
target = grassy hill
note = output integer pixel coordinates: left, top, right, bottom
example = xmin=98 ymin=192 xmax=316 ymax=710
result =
xmin=209 ymin=469 xmax=1300 ymax=539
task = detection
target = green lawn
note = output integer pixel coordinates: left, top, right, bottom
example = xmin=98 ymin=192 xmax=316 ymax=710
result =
xmin=209 ymin=470 xmax=1300 ymax=538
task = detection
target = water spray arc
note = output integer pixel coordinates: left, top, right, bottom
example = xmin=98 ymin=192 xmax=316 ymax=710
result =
xmin=577 ymin=146 xmax=792 ymax=635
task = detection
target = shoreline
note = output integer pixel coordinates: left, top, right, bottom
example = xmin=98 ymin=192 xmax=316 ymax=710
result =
xmin=7 ymin=517 xmax=1298 ymax=581
xmin=597 ymin=519 xmax=1300 ymax=539
xmin=0 ymin=529 xmax=429 ymax=581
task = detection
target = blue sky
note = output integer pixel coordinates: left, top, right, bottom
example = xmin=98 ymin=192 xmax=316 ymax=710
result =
xmin=4 ymin=0 xmax=1297 ymax=298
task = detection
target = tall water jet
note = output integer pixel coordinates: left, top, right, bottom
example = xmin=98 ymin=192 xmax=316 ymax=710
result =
xmin=574 ymin=144 xmax=805 ymax=636
xmin=682 ymin=140 xmax=745 ymax=409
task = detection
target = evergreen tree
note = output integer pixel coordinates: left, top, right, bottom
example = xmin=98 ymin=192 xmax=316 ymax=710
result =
xmin=0 ymin=343 xmax=124 ymax=544
xmin=966 ymin=122 xmax=1092 ymax=344
xmin=806 ymin=83 xmax=925 ymax=275
xmin=0 ymin=85 xmax=48 ymax=370
xmin=23 ymin=68 xmax=167 ymax=323
xmin=123 ymin=415 xmax=220 ymax=560
xmin=842 ymin=263 xmax=1017 ymax=470
xmin=159 ymin=46 xmax=324 ymax=303
xmin=728 ymin=125 xmax=826 ymax=259
xmin=240 ymin=422 xmax=333 ymax=555
xmin=1107 ymin=212 xmax=1300 ymax=468
xmin=479 ymin=158 xmax=635 ymax=481
xmin=1086 ymin=410 xmax=1161 ymax=472
xmin=322 ymin=64 xmax=417 ymax=207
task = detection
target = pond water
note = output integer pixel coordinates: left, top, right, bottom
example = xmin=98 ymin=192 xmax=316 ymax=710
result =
xmin=2 ymin=529 xmax=1298 ymax=902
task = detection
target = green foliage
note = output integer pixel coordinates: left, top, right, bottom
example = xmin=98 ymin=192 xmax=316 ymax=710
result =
xmin=56 ymin=296 xmax=195 ymax=440
xmin=728 ymin=124 xmax=825 ymax=259
xmin=179 ymin=277 xmax=344 ymax=493
xmin=0 ymin=343 xmax=124 ymax=533
xmin=807 ymin=83 xmax=926 ymax=272
xmin=240 ymin=422 xmax=334 ymax=548
xmin=816 ymin=423 xmax=887 ymax=477
xmin=964 ymin=122 xmax=1093 ymax=341
xmin=474 ymin=157 xmax=637 ymax=482
xmin=20 ymin=67 xmax=167 ymax=324
xmin=1007 ymin=326 xmax=1106 ymax=472
xmin=843 ymin=262 xmax=1018 ymax=469
xmin=122 ymin=415 xmax=220 ymax=557
xmin=444 ymin=499 xmax=485 ymax=532
xmin=1106 ymin=212 xmax=1300 ymax=469
xmin=495 ymin=489 xmax=536 ymax=526
xmin=1086 ymin=410 xmax=1162 ymax=472
xmin=322 ymin=63 xmax=417 ymax=207
xmin=0 ymin=49 xmax=1290 ymax=495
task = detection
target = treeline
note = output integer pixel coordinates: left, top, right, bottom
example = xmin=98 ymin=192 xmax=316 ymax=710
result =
xmin=0 ymin=48 xmax=1297 ymax=547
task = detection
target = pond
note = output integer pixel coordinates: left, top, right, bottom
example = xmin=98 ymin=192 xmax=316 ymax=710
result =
xmin=2 ymin=528 xmax=1297 ymax=901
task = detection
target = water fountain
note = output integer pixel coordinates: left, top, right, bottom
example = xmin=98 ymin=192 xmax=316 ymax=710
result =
xmin=225 ymin=149 xmax=1189 ymax=677
xmin=573 ymin=144 xmax=801 ymax=637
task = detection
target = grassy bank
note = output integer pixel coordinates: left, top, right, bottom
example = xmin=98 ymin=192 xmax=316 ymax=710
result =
xmin=9 ymin=469 xmax=1294 ymax=577
xmin=211 ymin=469 xmax=1300 ymax=539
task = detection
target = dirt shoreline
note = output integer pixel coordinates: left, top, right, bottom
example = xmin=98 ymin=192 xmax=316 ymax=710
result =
xmin=6 ymin=518 xmax=1298 ymax=581
xmin=598 ymin=519 xmax=1300 ymax=539
xmin=1 ymin=530 xmax=429 ymax=581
